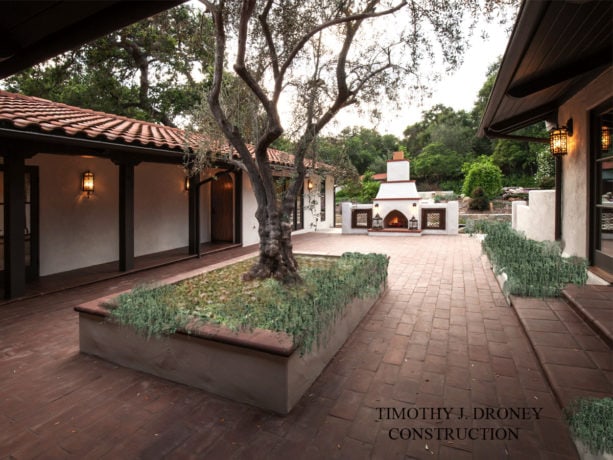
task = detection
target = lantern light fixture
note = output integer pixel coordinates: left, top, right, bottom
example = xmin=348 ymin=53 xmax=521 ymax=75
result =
xmin=184 ymin=176 xmax=190 ymax=191
xmin=307 ymin=179 xmax=314 ymax=191
xmin=81 ymin=171 xmax=94 ymax=197
xmin=602 ymin=126 xmax=611 ymax=152
xmin=549 ymin=118 xmax=573 ymax=156
xmin=409 ymin=216 xmax=418 ymax=230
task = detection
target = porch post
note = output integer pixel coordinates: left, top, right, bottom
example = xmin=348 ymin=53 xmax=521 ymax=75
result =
xmin=234 ymin=170 xmax=242 ymax=244
xmin=555 ymin=155 xmax=562 ymax=241
xmin=188 ymin=175 xmax=200 ymax=255
xmin=116 ymin=160 xmax=137 ymax=271
xmin=3 ymin=154 xmax=26 ymax=298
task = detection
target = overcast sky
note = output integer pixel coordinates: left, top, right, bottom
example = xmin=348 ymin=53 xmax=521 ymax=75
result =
xmin=324 ymin=21 xmax=513 ymax=138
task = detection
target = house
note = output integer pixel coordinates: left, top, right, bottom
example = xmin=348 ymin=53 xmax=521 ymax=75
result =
xmin=0 ymin=91 xmax=335 ymax=299
xmin=479 ymin=0 xmax=613 ymax=283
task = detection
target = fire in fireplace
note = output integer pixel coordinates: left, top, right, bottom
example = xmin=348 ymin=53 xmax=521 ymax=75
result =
xmin=384 ymin=210 xmax=408 ymax=228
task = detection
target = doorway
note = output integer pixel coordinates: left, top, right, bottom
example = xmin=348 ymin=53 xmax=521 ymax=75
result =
xmin=0 ymin=166 xmax=40 ymax=283
xmin=590 ymin=99 xmax=613 ymax=275
xmin=211 ymin=173 xmax=234 ymax=242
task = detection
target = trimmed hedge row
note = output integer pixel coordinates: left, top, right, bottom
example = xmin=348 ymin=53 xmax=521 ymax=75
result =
xmin=468 ymin=220 xmax=587 ymax=297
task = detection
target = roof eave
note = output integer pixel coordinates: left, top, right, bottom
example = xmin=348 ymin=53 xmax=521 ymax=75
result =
xmin=478 ymin=0 xmax=551 ymax=138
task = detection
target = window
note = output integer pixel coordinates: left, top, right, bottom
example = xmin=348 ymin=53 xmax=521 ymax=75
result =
xmin=320 ymin=178 xmax=326 ymax=222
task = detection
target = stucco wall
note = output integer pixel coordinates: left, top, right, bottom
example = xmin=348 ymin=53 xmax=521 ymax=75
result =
xmin=513 ymin=190 xmax=555 ymax=242
xmin=26 ymin=154 xmax=119 ymax=276
xmin=241 ymin=172 xmax=259 ymax=246
xmin=134 ymin=163 xmax=188 ymax=257
xmin=558 ymin=67 xmax=613 ymax=258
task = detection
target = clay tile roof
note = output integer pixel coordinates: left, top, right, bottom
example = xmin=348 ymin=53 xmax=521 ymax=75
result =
xmin=0 ymin=90 xmax=330 ymax=171
xmin=0 ymin=90 xmax=195 ymax=151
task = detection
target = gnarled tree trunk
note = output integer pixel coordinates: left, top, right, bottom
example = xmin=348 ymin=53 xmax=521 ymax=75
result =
xmin=244 ymin=205 xmax=300 ymax=283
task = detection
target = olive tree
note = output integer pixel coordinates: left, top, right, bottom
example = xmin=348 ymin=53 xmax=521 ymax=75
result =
xmin=196 ymin=0 xmax=515 ymax=283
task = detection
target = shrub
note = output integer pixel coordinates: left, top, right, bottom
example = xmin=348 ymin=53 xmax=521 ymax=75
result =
xmin=468 ymin=186 xmax=489 ymax=211
xmin=535 ymin=146 xmax=555 ymax=189
xmin=107 ymin=253 xmax=389 ymax=354
xmin=462 ymin=156 xmax=503 ymax=199
xmin=467 ymin=220 xmax=587 ymax=297
xmin=107 ymin=285 xmax=189 ymax=339
xmin=564 ymin=397 xmax=613 ymax=455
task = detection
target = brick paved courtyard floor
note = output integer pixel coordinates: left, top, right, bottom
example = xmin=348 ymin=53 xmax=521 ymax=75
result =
xmin=0 ymin=233 xmax=582 ymax=459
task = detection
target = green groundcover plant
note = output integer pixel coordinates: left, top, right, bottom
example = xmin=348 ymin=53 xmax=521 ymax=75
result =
xmin=467 ymin=220 xmax=587 ymax=297
xmin=564 ymin=397 xmax=613 ymax=455
xmin=107 ymin=253 xmax=388 ymax=354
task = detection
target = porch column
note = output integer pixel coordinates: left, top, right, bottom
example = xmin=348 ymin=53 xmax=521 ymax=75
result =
xmin=234 ymin=170 xmax=242 ymax=244
xmin=3 ymin=154 xmax=26 ymax=298
xmin=188 ymin=175 xmax=200 ymax=255
xmin=114 ymin=160 xmax=139 ymax=271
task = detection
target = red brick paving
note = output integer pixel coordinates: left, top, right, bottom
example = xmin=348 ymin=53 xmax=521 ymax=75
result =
xmin=511 ymin=295 xmax=612 ymax=409
xmin=0 ymin=233 xmax=583 ymax=459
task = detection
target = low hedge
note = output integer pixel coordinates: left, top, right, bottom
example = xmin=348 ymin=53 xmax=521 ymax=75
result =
xmin=467 ymin=220 xmax=587 ymax=297
xmin=107 ymin=252 xmax=389 ymax=354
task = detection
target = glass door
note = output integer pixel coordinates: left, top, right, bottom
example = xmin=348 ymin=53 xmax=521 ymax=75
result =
xmin=591 ymin=101 xmax=613 ymax=274
xmin=0 ymin=166 xmax=39 ymax=283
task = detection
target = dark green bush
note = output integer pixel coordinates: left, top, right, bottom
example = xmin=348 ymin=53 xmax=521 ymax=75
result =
xmin=467 ymin=220 xmax=587 ymax=297
xmin=462 ymin=157 xmax=503 ymax=199
xmin=469 ymin=187 xmax=489 ymax=211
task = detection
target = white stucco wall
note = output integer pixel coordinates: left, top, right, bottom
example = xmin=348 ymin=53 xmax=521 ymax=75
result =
xmin=26 ymin=154 xmax=119 ymax=276
xmin=420 ymin=201 xmax=459 ymax=235
xmin=513 ymin=190 xmax=555 ymax=242
xmin=558 ymin=67 xmax=613 ymax=258
xmin=303 ymin=174 xmax=335 ymax=231
xmin=134 ymin=163 xmax=188 ymax=257
xmin=241 ymin=172 xmax=259 ymax=246
xmin=387 ymin=160 xmax=411 ymax=181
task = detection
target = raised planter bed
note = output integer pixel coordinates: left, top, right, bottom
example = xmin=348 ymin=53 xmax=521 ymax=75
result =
xmin=75 ymin=267 xmax=385 ymax=414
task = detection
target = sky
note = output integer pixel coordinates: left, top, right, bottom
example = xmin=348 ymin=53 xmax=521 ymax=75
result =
xmin=325 ymin=22 xmax=513 ymax=138
xmin=188 ymin=0 xmax=515 ymax=139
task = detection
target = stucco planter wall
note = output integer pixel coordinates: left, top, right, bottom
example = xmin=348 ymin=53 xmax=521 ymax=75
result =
xmin=76 ymin=283 xmax=384 ymax=414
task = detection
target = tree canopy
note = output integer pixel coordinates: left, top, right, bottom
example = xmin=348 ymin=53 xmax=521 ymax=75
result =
xmin=195 ymin=0 xmax=515 ymax=282
xmin=3 ymin=5 xmax=214 ymax=126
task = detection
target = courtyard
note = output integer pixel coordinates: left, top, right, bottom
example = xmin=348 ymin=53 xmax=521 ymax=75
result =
xmin=1 ymin=231 xmax=598 ymax=459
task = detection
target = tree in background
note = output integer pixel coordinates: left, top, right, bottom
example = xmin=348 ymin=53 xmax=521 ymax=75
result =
xmin=412 ymin=142 xmax=463 ymax=185
xmin=196 ymin=0 xmax=515 ymax=283
xmin=3 ymin=5 xmax=213 ymax=126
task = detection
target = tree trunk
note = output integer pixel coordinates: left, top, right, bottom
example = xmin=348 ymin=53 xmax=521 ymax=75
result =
xmin=244 ymin=206 xmax=301 ymax=283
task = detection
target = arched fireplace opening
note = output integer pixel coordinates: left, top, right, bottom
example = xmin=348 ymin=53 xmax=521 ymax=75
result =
xmin=384 ymin=210 xmax=408 ymax=229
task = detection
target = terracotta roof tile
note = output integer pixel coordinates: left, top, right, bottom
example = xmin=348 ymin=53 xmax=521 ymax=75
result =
xmin=0 ymin=90 xmax=329 ymax=171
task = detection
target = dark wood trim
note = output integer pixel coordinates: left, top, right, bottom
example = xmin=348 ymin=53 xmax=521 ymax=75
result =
xmin=26 ymin=166 xmax=40 ymax=281
xmin=487 ymin=103 xmax=558 ymax=135
xmin=3 ymin=155 xmax=27 ymax=298
xmin=555 ymin=155 xmax=562 ymax=241
xmin=351 ymin=209 xmax=372 ymax=229
xmin=508 ymin=45 xmax=613 ymax=98
xmin=188 ymin=174 xmax=200 ymax=255
xmin=421 ymin=209 xmax=446 ymax=230
xmin=117 ymin=162 xmax=135 ymax=271
xmin=589 ymin=98 xmax=613 ymax=273
xmin=234 ymin=170 xmax=243 ymax=245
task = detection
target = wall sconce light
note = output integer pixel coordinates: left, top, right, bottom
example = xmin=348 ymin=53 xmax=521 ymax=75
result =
xmin=549 ymin=118 xmax=573 ymax=156
xmin=602 ymin=126 xmax=611 ymax=152
xmin=307 ymin=179 xmax=314 ymax=191
xmin=184 ymin=176 xmax=190 ymax=191
xmin=81 ymin=171 xmax=94 ymax=197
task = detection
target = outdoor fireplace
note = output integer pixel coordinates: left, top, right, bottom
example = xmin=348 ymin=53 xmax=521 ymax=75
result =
xmin=384 ymin=210 xmax=408 ymax=228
